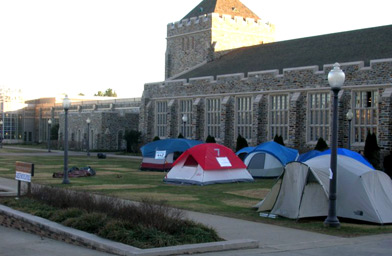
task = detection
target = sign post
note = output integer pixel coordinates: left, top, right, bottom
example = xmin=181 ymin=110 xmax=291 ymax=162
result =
xmin=15 ymin=161 xmax=34 ymax=197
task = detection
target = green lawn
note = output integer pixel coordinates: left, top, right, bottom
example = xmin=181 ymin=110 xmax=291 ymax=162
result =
xmin=0 ymin=148 xmax=391 ymax=237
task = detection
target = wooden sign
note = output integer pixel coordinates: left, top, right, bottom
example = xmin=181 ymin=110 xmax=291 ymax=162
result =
xmin=15 ymin=161 xmax=34 ymax=183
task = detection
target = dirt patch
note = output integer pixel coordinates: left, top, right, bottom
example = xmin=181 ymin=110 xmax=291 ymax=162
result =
xmin=36 ymin=165 xmax=63 ymax=169
xmin=133 ymin=171 xmax=167 ymax=176
xmin=225 ymin=188 xmax=270 ymax=199
xmin=99 ymin=167 xmax=128 ymax=171
xmin=77 ymin=184 xmax=157 ymax=190
xmin=111 ymin=191 xmax=198 ymax=202
xmin=222 ymin=199 xmax=259 ymax=208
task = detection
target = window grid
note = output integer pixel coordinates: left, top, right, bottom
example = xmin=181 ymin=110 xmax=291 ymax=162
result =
xmin=236 ymin=97 xmax=252 ymax=140
xmin=206 ymin=98 xmax=221 ymax=139
xmin=269 ymin=95 xmax=289 ymax=141
xmin=353 ymin=91 xmax=378 ymax=143
xmin=180 ymin=100 xmax=192 ymax=138
xmin=156 ymin=101 xmax=167 ymax=138
xmin=308 ymin=93 xmax=330 ymax=142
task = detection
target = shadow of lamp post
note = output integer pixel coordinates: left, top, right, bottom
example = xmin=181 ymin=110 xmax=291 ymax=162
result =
xmin=62 ymin=95 xmax=71 ymax=184
xmin=86 ymin=117 xmax=91 ymax=156
xmin=324 ymin=63 xmax=345 ymax=228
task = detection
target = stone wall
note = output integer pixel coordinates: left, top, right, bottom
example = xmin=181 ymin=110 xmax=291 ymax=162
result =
xmin=140 ymin=59 xmax=392 ymax=161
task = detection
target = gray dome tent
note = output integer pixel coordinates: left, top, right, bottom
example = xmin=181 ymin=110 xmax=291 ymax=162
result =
xmin=256 ymin=154 xmax=392 ymax=224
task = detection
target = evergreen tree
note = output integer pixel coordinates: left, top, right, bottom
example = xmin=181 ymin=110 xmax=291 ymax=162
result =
xmin=314 ymin=137 xmax=329 ymax=151
xmin=50 ymin=124 xmax=59 ymax=140
xmin=206 ymin=135 xmax=216 ymax=143
xmin=274 ymin=134 xmax=285 ymax=146
xmin=364 ymin=131 xmax=380 ymax=169
xmin=123 ymin=130 xmax=141 ymax=153
xmin=236 ymin=135 xmax=248 ymax=152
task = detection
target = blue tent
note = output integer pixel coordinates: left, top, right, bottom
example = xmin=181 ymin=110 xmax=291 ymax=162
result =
xmin=249 ymin=141 xmax=299 ymax=165
xmin=298 ymin=150 xmax=321 ymax=162
xmin=318 ymin=148 xmax=374 ymax=169
xmin=244 ymin=141 xmax=299 ymax=178
xmin=140 ymin=139 xmax=203 ymax=171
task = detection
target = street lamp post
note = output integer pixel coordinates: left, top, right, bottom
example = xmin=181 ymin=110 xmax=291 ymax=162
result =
xmin=346 ymin=109 xmax=353 ymax=150
xmin=0 ymin=120 xmax=3 ymax=148
xmin=86 ymin=117 xmax=91 ymax=156
xmin=48 ymin=119 xmax=52 ymax=152
xmin=324 ymin=63 xmax=345 ymax=228
xmin=62 ymin=95 xmax=71 ymax=184
xmin=182 ymin=114 xmax=188 ymax=138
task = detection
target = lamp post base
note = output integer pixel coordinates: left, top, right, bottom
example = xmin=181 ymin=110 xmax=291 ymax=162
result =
xmin=324 ymin=217 xmax=340 ymax=228
xmin=62 ymin=179 xmax=70 ymax=184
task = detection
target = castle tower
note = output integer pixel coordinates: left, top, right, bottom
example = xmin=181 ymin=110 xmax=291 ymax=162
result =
xmin=165 ymin=0 xmax=275 ymax=79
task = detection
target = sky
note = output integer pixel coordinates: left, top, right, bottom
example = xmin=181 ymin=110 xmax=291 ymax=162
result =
xmin=0 ymin=0 xmax=391 ymax=100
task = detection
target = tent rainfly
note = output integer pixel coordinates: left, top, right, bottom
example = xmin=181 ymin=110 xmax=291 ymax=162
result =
xmin=256 ymin=153 xmax=392 ymax=224
xmin=140 ymin=139 xmax=203 ymax=171
xmin=236 ymin=146 xmax=255 ymax=161
xmin=164 ymin=143 xmax=254 ymax=185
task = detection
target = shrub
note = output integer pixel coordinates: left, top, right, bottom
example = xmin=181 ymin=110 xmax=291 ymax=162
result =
xmin=273 ymin=135 xmax=285 ymax=146
xmin=50 ymin=208 xmax=85 ymax=223
xmin=383 ymin=152 xmax=392 ymax=178
xmin=178 ymin=133 xmax=184 ymax=138
xmin=153 ymin=136 xmax=160 ymax=141
xmin=206 ymin=135 xmax=216 ymax=143
xmin=124 ymin=130 xmax=141 ymax=153
xmin=236 ymin=135 xmax=248 ymax=152
xmin=63 ymin=212 xmax=107 ymax=234
xmin=314 ymin=137 xmax=329 ymax=151
xmin=28 ymin=187 xmax=222 ymax=248
xmin=364 ymin=131 xmax=380 ymax=169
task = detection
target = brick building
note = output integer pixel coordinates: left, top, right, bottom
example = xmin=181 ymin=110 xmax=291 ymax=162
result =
xmin=139 ymin=0 xmax=392 ymax=161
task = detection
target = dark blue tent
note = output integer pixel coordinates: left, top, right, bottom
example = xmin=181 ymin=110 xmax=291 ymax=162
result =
xmin=318 ymin=148 xmax=374 ymax=169
xmin=140 ymin=139 xmax=203 ymax=171
xmin=298 ymin=150 xmax=322 ymax=162
xmin=236 ymin=147 xmax=255 ymax=161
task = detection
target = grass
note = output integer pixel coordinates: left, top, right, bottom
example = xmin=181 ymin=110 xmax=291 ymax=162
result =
xmin=0 ymin=147 xmax=391 ymax=238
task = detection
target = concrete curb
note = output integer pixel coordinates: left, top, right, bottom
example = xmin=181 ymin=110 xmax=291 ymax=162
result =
xmin=0 ymin=205 xmax=258 ymax=256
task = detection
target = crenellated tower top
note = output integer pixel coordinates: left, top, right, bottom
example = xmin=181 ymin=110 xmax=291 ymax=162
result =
xmin=165 ymin=0 xmax=275 ymax=80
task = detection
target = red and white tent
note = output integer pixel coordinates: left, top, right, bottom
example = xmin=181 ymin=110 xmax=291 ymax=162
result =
xmin=164 ymin=144 xmax=254 ymax=185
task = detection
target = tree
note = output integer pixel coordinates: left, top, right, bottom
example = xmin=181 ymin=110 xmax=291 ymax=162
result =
xmin=123 ymin=130 xmax=141 ymax=153
xmin=314 ymin=137 xmax=329 ymax=151
xmin=178 ymin=133 xmax=184 ymax=138
xmin=364 ymin=131 xmax=380 ymax=169
xmin=94 ymin=88 xmax=117 ymax=97
xmin=274 ymin=134 xmax=285 ymax=146
xmin=236 ymin=135 xmax=248 ymax=152
xmin=383 ymin=152 xmax=392 ymax=178
xmin=78 ymin=93 xmax=85 ymax=96
xmin=50 ymin=124 xmax=59 ymax=140
xmin=206 ymin=135 xmax=216 ymax=143
xmin=152 ymin=136 xmax=160 ymax=141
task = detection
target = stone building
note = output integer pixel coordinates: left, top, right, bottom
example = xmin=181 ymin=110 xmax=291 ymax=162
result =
xmin=139 ymin=0 xmax=392 ymax=161
xmin=7 ymin=97 xmax=140 ymax=151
